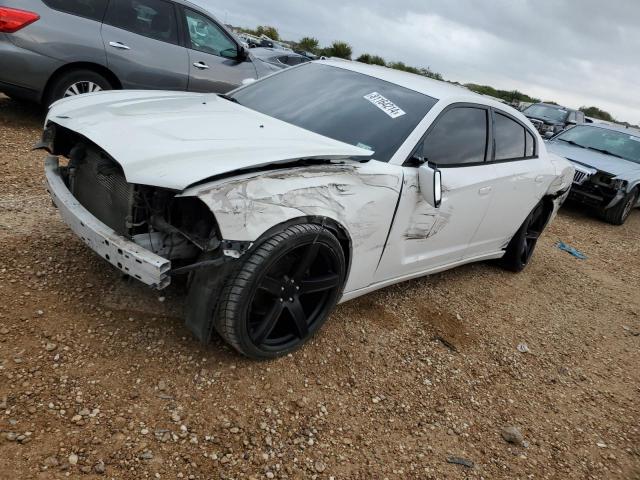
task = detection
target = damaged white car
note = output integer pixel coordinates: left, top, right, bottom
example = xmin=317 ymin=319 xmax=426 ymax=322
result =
xmin=40 ymin=60 xmax=574 ymax=359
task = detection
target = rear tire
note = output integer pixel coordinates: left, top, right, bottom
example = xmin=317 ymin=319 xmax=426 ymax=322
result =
xmin=600 ymin=188 xmax=638 ymax=225
xmin=45 ymin=69 xmax=112 ymax=107
xmin=214 ymin=224 xmax=346 ymax=360
xmin=499 ymin=203 xmax=548 ymax=272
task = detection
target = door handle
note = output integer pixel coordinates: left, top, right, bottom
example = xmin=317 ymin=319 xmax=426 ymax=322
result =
xmin=478 ymin=186 xmax=492 ymax=196
xmin=193 ymin=62 xmax=210 ymax=70
xmin=109 ymin=41 xmax=130 ymax=50
xmin=535 ymin=175 xmax=545 ymax=183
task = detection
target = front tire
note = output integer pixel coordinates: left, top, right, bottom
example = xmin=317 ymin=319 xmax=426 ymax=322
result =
xmin=214 ymin=224 xmax=346 ymax=359
xmin=600 ymin=188 xmax=638 ymax=225
xmin=499 ymin=203 xmax=547 ymax=272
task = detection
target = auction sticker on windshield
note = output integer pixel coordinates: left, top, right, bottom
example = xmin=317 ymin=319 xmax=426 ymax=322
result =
xmin=364 ymin=92 xmax=406 ymax=119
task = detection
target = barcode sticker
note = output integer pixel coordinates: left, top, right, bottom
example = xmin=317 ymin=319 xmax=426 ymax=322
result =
xmin=364 ymin=92 xmax=406 ymax=119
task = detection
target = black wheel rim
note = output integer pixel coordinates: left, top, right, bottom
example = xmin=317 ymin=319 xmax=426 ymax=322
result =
xmin=247 ymin=241 xmax=342 ymax=352
xmin=521 ymin=205 xmax=545 ymax=265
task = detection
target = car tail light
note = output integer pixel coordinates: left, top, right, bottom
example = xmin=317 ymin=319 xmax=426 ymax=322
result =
xmin=0 ymin=7 xmax=40 ymax=33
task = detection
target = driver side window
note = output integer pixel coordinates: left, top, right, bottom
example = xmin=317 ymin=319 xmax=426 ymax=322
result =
xmin=184 ymin=9 xmax=236 ymax=58
xmin=419 ymin=106 xmax=488 ymax=166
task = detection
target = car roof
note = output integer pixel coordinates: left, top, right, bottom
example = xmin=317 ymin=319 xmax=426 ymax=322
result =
xmin=577 ymin=122 xmax=640 ymax=137
xmin=530 ymin=102 xmax=576 ymax=113
xmin=317 ymin=59 xmax=528 ymax=120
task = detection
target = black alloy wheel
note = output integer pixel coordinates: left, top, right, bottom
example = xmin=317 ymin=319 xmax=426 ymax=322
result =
xmin=215 ymin=224 xmax=346 ymax=359
xmin=500 ymin=202 xmax=548 ymax=272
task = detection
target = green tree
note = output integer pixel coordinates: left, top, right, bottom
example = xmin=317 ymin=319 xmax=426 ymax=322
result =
xmin=255 ymin=25 xmax=279 ymax=41
xmin=580 ymin=106 xmax=615 ymax=122
xmin=357 ymin=53 xmax=386 ymax=66
xmin=465 ymin=83 xmax=540 ymax=104
xmin=298 ymin=36 xmax=319 ymax=53
xmin=323 ymin=41 xmax=353 ymax=60
xmin=388 ymin=61 xmax=420 ymax=75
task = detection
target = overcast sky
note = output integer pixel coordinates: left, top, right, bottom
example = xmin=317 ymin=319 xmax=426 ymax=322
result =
xmin=196 ymin=0 xmax=640 ymax=124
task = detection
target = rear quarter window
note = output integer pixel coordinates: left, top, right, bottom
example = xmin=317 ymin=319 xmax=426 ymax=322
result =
xmin=43 ymin=0 xmax=108 ymax=21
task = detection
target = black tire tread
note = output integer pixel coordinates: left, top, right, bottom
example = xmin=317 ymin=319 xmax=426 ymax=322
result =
xmin=215 ymin=223 xmax=340 ymax=358
xmin=45 ymin=69 xmax=112 ymax=107
xmin=600 ymin=188 xmax=638 ymax=225
xmin=499 ymin=202 xmax=546 ymax=273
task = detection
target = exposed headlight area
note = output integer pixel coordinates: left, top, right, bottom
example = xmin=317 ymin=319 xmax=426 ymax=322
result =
xmin=568 ymin=167 xmax=625 ymax=208
xmin=40 ymin=123 xmax=221 ymax=267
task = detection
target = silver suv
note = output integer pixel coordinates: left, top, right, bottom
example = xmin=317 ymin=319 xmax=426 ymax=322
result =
xmin=0 ymin=0 xmax=285 ymax=105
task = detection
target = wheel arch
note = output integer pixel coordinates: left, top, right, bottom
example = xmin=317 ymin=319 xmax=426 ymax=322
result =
xmin=42 ymin=62 xmax=122 ymax=103
xmin=241 ymin=215 xmax=353 ymax=287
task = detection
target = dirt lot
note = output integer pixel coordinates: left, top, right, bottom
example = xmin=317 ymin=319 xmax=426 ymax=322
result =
xmin=0 ymin=93 xmax=638 ymax=480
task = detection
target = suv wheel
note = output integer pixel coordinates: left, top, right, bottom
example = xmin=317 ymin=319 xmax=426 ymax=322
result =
xmin=601 ymin=188 xmax=639 ymax=225
xmin=45 ymin=69 xmax=112 ymax=107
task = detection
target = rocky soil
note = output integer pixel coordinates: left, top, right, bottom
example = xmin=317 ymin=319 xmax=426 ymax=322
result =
xmin=0 ymin=94 xmax=639 ymax=479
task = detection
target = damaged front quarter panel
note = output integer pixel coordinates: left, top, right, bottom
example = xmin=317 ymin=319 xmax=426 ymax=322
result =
xmin=180 ymin=161 xmax=404 ymax=293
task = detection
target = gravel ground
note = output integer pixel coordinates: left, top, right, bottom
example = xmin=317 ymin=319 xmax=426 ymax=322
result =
xmin=0 ymin=93 xmax=639 ymax=480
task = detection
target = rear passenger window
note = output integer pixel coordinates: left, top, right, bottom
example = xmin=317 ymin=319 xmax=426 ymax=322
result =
xmin=43 ymin=0 xmax=108 ymax=21
xmin=421 ymin=107 xmax=488 ymax=166
xmin=105 ymin=0 xmax=179 ymax=45
xmin=525 ymin=130 xmax=535 ymax=157
xmin=494 ymin=112 xmax=526 ymax=160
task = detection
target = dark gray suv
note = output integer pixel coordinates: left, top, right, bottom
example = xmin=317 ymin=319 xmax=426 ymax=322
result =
xmin=0 ymin=0 xmax=287 ymax=105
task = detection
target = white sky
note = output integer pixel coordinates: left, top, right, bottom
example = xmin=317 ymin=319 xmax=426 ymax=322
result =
xmin=196 ymin=0 xmax=640 ymax=124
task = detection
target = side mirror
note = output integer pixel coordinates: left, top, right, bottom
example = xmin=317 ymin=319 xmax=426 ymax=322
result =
xmin=418 ymin=163 xmax=442 ymax=208
xmin=544 ymin=131 xmax=555 ymax=139
xmin=237 ymin=46 xmax=249 ymax=61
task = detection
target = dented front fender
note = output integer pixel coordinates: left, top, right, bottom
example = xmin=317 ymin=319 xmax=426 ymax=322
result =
xmin=180 ymin=161 xmax=404 ymax=293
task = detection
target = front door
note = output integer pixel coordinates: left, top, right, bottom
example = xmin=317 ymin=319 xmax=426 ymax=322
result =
xmin=181 ymin=8 xmax=258 ymax=93
xmin=101 ymin=0 xmax=189 ymax=90
xmin=375 ymin=105 xmax=495 ymax=282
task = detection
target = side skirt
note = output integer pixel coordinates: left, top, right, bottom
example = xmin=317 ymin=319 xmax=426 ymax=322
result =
xmin=339 ymin=251 xmax=505 ymax=303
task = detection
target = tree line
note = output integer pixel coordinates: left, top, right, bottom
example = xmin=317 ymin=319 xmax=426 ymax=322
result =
xmin=236 ymin=25 xmax=622 ymax=124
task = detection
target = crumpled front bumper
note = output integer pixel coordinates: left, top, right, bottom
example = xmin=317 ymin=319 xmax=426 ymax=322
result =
xmin=44 ymin=156 xmax=171 ymax=289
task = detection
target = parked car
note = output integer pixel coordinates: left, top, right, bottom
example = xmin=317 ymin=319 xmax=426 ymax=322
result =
xmin=295 ymin=50 xmax=320 ymax=60
xmin=249 ymin=47 xmax=311 ymax=72
xmin=523 ymin=103 xmax=585 ymax=138
xmin=39 ymin=60 xmax=573 ymax=359
xmin=546 ymin=124 xmax=640 ymax=224
xmin=0 ymin=0 xmax=288 ymax=105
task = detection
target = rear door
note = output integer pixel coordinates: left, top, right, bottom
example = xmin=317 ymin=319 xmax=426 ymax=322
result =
xmin=469 ymin=110 xmax=553 ymax=256
xmin=375 ymin=105 xmax=496 ymax=282
xmin=101 ymin=0 xmax=188 ymax=90
xmin=180 ymin=7 xmax=257 ymax=93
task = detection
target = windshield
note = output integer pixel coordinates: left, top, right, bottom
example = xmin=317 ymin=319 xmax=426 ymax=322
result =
xmin=524 ymin=104 xmax=569 ymax=123
xmin=230 ymin=63 xmax=437 ymax=162
xmin=556 ymin=126 xmax=640 ymax=164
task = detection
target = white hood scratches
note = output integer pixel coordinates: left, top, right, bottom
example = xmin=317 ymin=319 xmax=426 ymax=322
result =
xmin=182 ymin=161 xmax=404 ymax=293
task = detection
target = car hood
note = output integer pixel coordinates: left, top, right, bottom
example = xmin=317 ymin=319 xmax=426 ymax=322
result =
xmin=45 ymin=90 xmax=373 ymax=190
xmin=546 ymin=141 xmax=640 ymax=180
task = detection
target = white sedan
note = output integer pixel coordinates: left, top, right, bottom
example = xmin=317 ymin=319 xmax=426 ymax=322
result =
xmin=40 ymin=60 xmax=574 ymax=359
